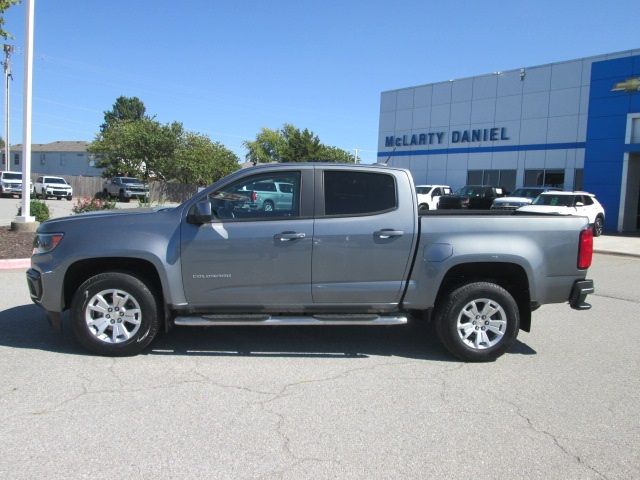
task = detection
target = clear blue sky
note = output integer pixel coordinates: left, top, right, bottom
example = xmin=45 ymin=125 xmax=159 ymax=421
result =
xmin=3 ymin=0 xmax=638 ymax=163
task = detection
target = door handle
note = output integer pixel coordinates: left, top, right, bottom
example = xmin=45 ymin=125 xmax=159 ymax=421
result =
xmin=274 ymin=231 xmax=306 ymax=241
xmin=374 ymin=229 xmax=404 ymax=239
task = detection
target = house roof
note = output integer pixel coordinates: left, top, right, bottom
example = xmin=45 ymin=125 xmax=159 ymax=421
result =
xmin=10 ymin=141 xmax=89 ymax=153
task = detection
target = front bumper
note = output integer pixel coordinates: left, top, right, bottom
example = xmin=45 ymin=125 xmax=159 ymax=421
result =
xmin=569 ymin=279 xmax=594 ymax=310
xmin=124 ymin=190 xmax=149 ymax=199
xmin=26 ymin=267 xmax=63 ymax=330
xmin=2 ymin=184 xmax=23 ymax=193
xmin=46 ymin=189 xmax=72 ymax=197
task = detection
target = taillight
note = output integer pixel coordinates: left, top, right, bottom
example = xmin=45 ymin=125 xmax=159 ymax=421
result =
xmin=250 ymin=191 xmax=258 ymax=202
xmin=578 ymin=227 xmax=593 ymax=269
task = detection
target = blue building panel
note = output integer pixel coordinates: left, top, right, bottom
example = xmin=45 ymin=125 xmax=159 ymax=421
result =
xmin=584 ymin=54 xmax=640 ymax=232
xmin=590 ymin=56 xmax=636 ymax=80
xmin=588 ymin=96 xmax=631 ymax=118
xmin=586 ymin=116 xmax=628 ymax=141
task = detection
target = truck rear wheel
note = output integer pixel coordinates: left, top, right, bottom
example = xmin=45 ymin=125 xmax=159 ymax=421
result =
xmin=434 ymin=282 xmax=519 ymax=362
xmin=70 ymin=272 xmax=160 ymax=356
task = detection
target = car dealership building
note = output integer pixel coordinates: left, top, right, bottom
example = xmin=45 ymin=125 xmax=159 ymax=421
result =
xmin=378 ymin=49 xmax=640 ymax=232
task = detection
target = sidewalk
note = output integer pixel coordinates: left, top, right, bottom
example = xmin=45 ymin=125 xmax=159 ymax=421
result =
xmin=593 ymin=233 xmax=640 ymax=258
xmin=1 ymin=233 xmax=638 ymax=270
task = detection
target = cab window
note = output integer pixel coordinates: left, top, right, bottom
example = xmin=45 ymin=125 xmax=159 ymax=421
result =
xmin=208 ymin=172 xmax=301 ymax=221
xmin=324 ymin=171 xmax=396 ymax=216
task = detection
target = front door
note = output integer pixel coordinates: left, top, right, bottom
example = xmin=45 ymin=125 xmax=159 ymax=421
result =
xmin=181 ymin=170 xmax=313 ymax=309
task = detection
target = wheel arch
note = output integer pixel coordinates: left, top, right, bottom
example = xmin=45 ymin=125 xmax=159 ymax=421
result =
xmin=434 ymin=262 xmax=532 ymax=332
xmin=63 ymin=258 xmax=165 ymax=318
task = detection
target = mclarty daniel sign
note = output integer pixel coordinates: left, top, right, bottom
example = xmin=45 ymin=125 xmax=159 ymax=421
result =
xmin=385 ymin=127 xmax=510 ymax=148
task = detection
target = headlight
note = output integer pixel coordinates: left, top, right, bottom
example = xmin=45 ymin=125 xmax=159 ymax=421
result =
xmin=33 ymin=233 xmax=64 ymax=255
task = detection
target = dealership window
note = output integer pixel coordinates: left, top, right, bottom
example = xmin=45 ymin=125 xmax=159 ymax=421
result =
xmin=467 ymin=169 xmax=516 ymax=192
xmin=40 ymin=153 xmax=46 ymax=165
xmin=574 ymin=169 xmax=584 ymax=190
xmin=524 ymin=169 xmax=565 ymax=189
xmin=13 ymin=153 xmax=19 ymax=165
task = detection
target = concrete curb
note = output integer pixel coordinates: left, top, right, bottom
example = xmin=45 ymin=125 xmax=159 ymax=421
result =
xmin=0 ymin=258 xmax=30 ymax=270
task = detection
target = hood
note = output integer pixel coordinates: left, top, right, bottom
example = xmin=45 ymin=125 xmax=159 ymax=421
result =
xmin=493 ymin=196 xmax=533 ymax=205
xmin=517 ymin=205 xmax=571 ymax=214
xmin=37 ymin=206 xmax=175 ymax=232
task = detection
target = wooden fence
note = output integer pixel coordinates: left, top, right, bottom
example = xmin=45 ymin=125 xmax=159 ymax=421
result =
xmin=32 ymin=174 xmax=198 ymax=203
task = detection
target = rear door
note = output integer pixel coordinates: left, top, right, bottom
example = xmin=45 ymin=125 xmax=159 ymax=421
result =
xmin=311 ymin=168 xmax=417 ymax=307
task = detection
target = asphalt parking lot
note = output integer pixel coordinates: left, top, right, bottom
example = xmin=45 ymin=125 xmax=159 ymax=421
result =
xmin=0 ymin=253 xmax=638 ymax=479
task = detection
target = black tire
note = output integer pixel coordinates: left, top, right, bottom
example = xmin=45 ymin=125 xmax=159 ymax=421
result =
xmin=263 ymin=200 xmax=274 ymax=212
xmin=67 ymin=195 xmax=73 ymax=201
xmin=592 ymin=216 xmax=604 ymax=237
xmin=70 ymin=272 xmax=161 ymax=356
xmin=102 ymin=189 xmax=110 ymax=199
xmin=418 ymin=203 xmax=429 ymax=212
xmin=57 ymin=196 xmax=62 ymax=200
xmin=434 ymin=282 xmax=519 ymax=362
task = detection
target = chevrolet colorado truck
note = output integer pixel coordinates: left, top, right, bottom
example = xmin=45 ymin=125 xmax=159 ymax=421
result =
xmin=26 ymin=164 xmax=595 ymax=362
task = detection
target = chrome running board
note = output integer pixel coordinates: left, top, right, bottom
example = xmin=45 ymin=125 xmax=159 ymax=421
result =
xmin=174 ymin=314 xmax=408 ymax=327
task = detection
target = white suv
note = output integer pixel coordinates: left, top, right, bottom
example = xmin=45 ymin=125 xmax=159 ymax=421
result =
xmin=415 ymin=184 xmax=451 ymax=211
xmin=33 ymin=176 xmax=73 ymax=200
xmin=518 ymin=191 xmax=605 ymax=236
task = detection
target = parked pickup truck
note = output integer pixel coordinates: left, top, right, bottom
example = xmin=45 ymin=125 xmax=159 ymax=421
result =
xmin=103 ymin=176 xmax=149 ymax=202
xmin=26 ymin=164 xmax=595 ymax=362
xmin=439 ymin=185 xmax=505 ymax=209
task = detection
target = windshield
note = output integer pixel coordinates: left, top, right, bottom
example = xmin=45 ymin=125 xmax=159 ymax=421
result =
xmin=121 ymin=177 xmax=144 ymax=184
xmin=532 ymin=194 xmax=574 ymax=207
xmin=46 ymin=178 xmax=68 ymax=184
xmin=511 ymin=188 xmax=544 ymax=198
xmin=3 ymin=172 xmax=22 ymax=180
xmin=457 ymin=186 xmax=484 ymax=196
xmin=415 ymin=187 xmax=432 ymax=195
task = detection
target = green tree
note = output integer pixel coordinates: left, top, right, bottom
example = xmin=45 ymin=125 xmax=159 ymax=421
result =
xmin=170 ymin=132 xmax=239 ymax=185
xmin=89 ymin=118 xmax=183 ymax=182
xmin=100 ymin=96 xmax=148 ymax=132
xmin=0 ymin=0 xmax=20 ymax=40
xmin=244 ymin=123 xmax=355 ymax=164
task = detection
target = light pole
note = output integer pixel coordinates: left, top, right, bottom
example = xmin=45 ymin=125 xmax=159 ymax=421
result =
xmin=13 ymin=0 xmax=35 ymax=230
xmin=2 ymin=44 xmax=12 ymax=172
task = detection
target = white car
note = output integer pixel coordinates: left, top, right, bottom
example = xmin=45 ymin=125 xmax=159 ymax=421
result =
xmin=415 ymin=184 xmax=451 ymax=211
xmin=0 ymin=171 xmax=32 ymax=198
xmin=518 ymin=191 xmax=605 ymax=236
xmin=33 ymin=176 xmax=73 ymax=200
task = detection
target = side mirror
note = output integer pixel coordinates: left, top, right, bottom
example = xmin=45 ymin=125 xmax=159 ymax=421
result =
xmin=187 ymin=200 xmax=212 ymax=224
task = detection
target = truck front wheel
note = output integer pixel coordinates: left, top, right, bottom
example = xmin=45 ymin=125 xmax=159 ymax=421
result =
xmin=70 ymin=272 xmax=160 ymax=356
xmin=434 ymin=282 xmax=519 ymax=362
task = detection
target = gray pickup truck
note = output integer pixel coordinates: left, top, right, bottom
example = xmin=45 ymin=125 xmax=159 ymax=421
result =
xmin=26 ymin=164 xmax=595 ymax=361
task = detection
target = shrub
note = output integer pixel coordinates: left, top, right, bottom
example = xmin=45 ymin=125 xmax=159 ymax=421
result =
xmin=17 ymin=199 xmax=50 ymax=223
xmin=72 ymin=197 xmax=117 ymax=214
